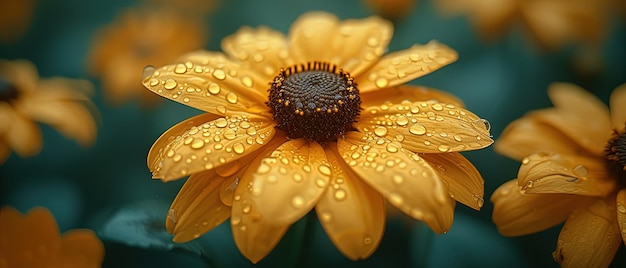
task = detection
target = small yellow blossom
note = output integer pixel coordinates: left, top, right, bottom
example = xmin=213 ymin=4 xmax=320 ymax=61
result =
xmin=0 ymin=206 xmax=105 ymax=268
xmin=492 ymin=83 xmax=626 ymax=267
xmin=143 ymin=12 xmax=493 ymax=263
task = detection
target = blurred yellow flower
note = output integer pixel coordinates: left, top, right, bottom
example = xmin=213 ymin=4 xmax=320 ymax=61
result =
xmin=491 ymin=83 xmax=626 ymax=267
xmin=0 ymin=59 xmax=98 ymax=164
xmin=0 ymin=206 xmax=105 ymax=268
xmin=363 ymin=0 xmax=418 ymax=21
xmin=88 ymin=8 xmax=207 ymax=106
xmin=0 ymin=0 xmax=37 ymax=43
xmin=143 ymin=12 xmax=493 ymax=263
xmin=436 ymin=0 xmax=611 ymax=50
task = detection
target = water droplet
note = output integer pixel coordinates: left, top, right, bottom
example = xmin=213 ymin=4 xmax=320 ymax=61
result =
xmin=409 ymin=124 xmax=426 ymax=135
xmin=318 ymin=165 xmax=331 ymax=176
xmin=432 ymin=103 xmax=443 ymax=111
xmin=617 ymin=203 xmax=626 ymax=213
xmin=164 ymin=79 xmax=177 ymax=90
xmin=215 ymin=118 xmax=228 ymax=128
xmin=392 ymin=175 xmax=403 ymax=185
xmin=223 ymin=129 xmax=237 ymax=140
xmin=175 ymin=63 xmax=187 ymax=74
xmin=191 ymin=138 xmax=205 ymax=149
xmin=319 ymin=211 xmax=333 ymax=222
xmin=291 ymin=195 xmax=305 ymax=208
xmin=386 ymin=143 xmax=399 ymax=153
xmin=208 ymin=84 xmax=221 ymax=94
xmin=388 ymin=192 xmax=403 ymax=205
xmin=315 ymin=178 xmax=326 ymax=188
xmin=453 ymin=135 xmax=462 ymax=142
xmin=241 ymin=76 xmax=253 ymax=87
xmin=334 ymin=189 xmax=347 ymax=201
xmin=437 ymin=145 xmax=450 ymax=152
xmin=367 ymin=37 xmax=379 ymax=47
xmin=213 ymin=69 xmax=226 ymax=80
xmin=396 ymin=116 xmax=409 ymax=126
xmin=242 ymin=204 xmax=251 ymax=214
xmin=363 ymin=236 xmax=373 ymax=245
xmin=375 ymin=77 xmax=388 ymax=88
xmin=142 ymin=65 xmax=156 ymax=79
xmin=374 ymin=126 xmax=388 ymax=137
xmin=226 ymin=92 xmax=238 ymax=104
xmin=572 ymin=165 xmax=588 ymax=177
xmin=302 ymin=164 xmax=312 ymax=173
xmin=233 ymin=143 xmax=245 ymax=154
xmin=173 ymin=154 xmax=182 ymax=162
xmin=522 ymin=157 xmax=530 ymax=164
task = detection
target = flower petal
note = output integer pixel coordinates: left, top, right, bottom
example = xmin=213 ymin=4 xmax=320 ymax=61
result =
xmin=531 ymin=83 xmax=611 ymax=156
xmin=244 ymin=139 xmax=330 ymax=225
xmin=356 ymin=101 xmax=493 ymax=153
xmin=610 ymin=83 xmax=626 ymax=132
xmin=2 ymin=103 xmax=42 ymax=157
xmin=316 ymin=145 xmax=385 ymax=260
xmin=494 ymin=116 xmax=589 ymax=161
xmin=337 ymin=131 xmax=455 ymax=234
xmin=149 ymin=114 xmax=276 ymax=181
xmin=0 ymin=141 xmax=10 ymax=164
xmin=616 ymin=189 xmax=626 ymax=245
xmin=167 ymin=172 xmax=230 ymax=243
xmin=221 ymin=26 xmax=290 ymax=79
xmin=142 ymin=51 xmax=268 ymax=116
xmin=356 ymin=41 xmax=458 ymax=93
xmin=553 ymin=199 xmax=622 ymax=267
xmin=360 ymin=85 xmax=465 ymax=108
xmin=288 ymin=12 xmax=340 ymax=63
xmin=329 ymin=15 xmax=393 ymax=76
xmin=0 ymin=59 xmax=39 ymax=94
xmin=421 ymin=152 xmax=485 ymax=210
xmin=490 ymin=180 xmax=593 ymax=236
xmin=517 ymin=153 xmax=617 ymax=197
xmin=55 ymin=229 xmax=105 ymax=268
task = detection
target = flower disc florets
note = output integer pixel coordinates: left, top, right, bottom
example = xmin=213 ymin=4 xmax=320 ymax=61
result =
xmin=267 ymin=62 xmax=361 ymax=142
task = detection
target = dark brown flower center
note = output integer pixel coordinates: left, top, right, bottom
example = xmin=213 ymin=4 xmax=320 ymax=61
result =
xmin=0 ymin=78 xmax=19 ymax=103
xmin=605 ymin=124 xmax=626 ymax=180
xmin=267 ymin=62 xmax=360 ymax=142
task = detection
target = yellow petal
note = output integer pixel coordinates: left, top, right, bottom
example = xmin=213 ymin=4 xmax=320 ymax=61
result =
xmin=616 ymin=189 xmax=626 ymax=245
xmin=316 ymin=146 xmax=385 ymax=260
xmin=360 ymin=85 xmax=465 ymax=108
xmin=435 ymin=0 xmax=517 ymax=41
xmin=329 ymin=15 xmax=393 ymax=77
xmin=553 ymin=199 xmax=622 ymax=267
xmin=494 ymin=116 xmax=588 ymax=161
xmin=167 ymin=172 xmax=230 ymax=243
xmin=610 ymin=83 xmax=626 ymax=132
xmin=517 ymin=153 xmax=617 ymax=197
xmin=357 ymin=101 xmax=493 ymax=153
xmin=337 ymin=131 xmax=455 ymax=234
xmin=3 ymin=104 xmax=42 ymax=157
xmin=142 ymin=51 xmax=268 ymax=116
xmin=531 ymin=82 xmax=611 ymax=156
xmin=490 ymin=180 xmax=593 ymax=236
xmin=149 ymin=114 xmax=276 ymax=181
xmin=356 ymin=41 xmax=458 ymax=93
xmin=221 ymin=26 xmax=290 ymax=79
xmin=0 ymin=59 xmax=39 ymax=94
xmin=421 ymin=152 xmax=485 ymax=210
xmin=55 ymin=229 xmax=105 ymax=268
xmin=287 ymin=12 xmax=340 ymax=63
xmin=244 ymin=139 xmax=330 ymax=225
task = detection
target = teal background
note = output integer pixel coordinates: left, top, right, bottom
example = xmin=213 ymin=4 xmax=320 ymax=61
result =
xmin=1 ymin=0 xmax=625 ymax=267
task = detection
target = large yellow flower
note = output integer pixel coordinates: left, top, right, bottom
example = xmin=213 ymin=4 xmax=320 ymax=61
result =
xmin=88 ymin=7 xmax=207 ymax=106
xmin=491 ymin=83 xmax=626 ymax=267
xmin=0 ymin=206 xmax=105 ymax=268
xmin=0 ymin=59 xmax=98 ymax=164
xmin=143 ymin=12 xmax=493 ymax=263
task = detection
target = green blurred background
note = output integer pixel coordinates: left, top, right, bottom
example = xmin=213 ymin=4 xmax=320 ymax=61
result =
xmin=1 ymin=0 xmax=625 ymax=267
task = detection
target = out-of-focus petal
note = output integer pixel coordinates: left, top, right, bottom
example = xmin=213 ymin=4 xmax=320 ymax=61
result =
xmin=491 ymin=180 xmax=593 ymax=236
xmin=436 ymin=0 xmax=517 ymax=40
xmin=553 ymin=199 xmax=621 ymax=267
xmin=245 ymin=139 xmax=330 ymax=225
xmin=329 ymin=15 xmax=392 ymax=77
xmin=55 ymin=230 xmax=105 ymax=268
xmin=142 ymin=51 xmax=268 ymax=115
xmin=0 ymin=141 xmax=9 ymax=164
xmin=337 ymin=131 xmax=455 ymax=234
xmin=616 ymin=189 xmax=626 ymax=245
xmin=421 ymin=152 xmax=485 ymax=210
xmin=360 ymin=85 xmax=464 ymax=108
xmin=316 ymin=146 xmax=385 ymax=260
xmin=529 ymin=83 xmax=611 ymax=156
xmin=494 ymin=116 xmax=589 ymax=161
xmin=356 ymin=41 xmax=457 ymax=93
xmin=610 ymin=83 xmax=626 ymax=132
xmin=4 ymin=106 xmax=42 ymax=157
xmin=287 ymin=12 xmax=340 ymax=64
xmin=167 ymin=172 xmax=230 ymax=242
xmin=221 ymin=26 xmax=290 ymax=79
xmin=356 ymin=101 xmax=492 ymax=153
xmin=517 ymin=153 xmax=617 ymax=197
xmin=0 ymin=59 xmax=38 ymax=93
xmin=148 ymin=114 xmax=276 ymax=181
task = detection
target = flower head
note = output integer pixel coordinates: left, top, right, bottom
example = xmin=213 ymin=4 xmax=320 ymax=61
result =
xmin=88 ymin=7 xmax=207 ymax=106
xmin=491 ymin=83 xmax=626 ymax=267
xmin=143 ymin=12 xmax=493 ymax=262
xmin=0 ymin=59 xmax=98 ymax=164
xmin=0 ymin=206 xmax=105 ymax=268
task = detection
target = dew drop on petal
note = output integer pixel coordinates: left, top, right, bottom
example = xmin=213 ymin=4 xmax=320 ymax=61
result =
xmin=213 ymin=69 xmax=226 ymax=80
xmin=291 ymin=195 xmax=305 ymax=208
xmin=374 ymin=126 xmax=388 ymax=137
xmin=164 ymin=79 xmax=177 ymax=90
xmin=318 ymin=165 xmax=331 ymax=176
xmin=233 ymin=142 xmax=245 ymax=154
xmin=363 ymin=236 xmax=373 ymax=245
xmin=388 ymin=192 xmax=403 ymax=206
xmin=334 ymin=189 xmax=347 ymax=201
xmin=572 ymin=165 xmax=588 ymax=177
xmin=319 ymin=211 xmax=333 ymax=222
xmin=175 ymin=63 xmax=187 ymax=74
xmin=190 ymin=138 xmax=205 ymax=149
xmin=409 ymin=124 xmax=426 ymax=135
xmin=142 ymin=65 xmax=156 ymax=79
xmin=375 ymin=77 xmax=388 ymax=88
xmin=226 ymin=92 xmax=238 ymax=104
xmin=437 ymin=145 xmax=450 ymax=152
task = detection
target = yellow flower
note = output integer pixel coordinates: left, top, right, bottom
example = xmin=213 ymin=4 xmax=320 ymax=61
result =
xmin=87 ymin=7 xmax=207 ymax=106
xmin=143 ymin=12 xmax=493 ymax=263
xmin=0 ymin=206 xmax=105 ymax=268
xmin=435 ymin=0 xmax=611 ymax=50
xmin=0 ymin=59 xmax=98 ymax=164
xmin=491 ymin=83 xmax=626 ymax=267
